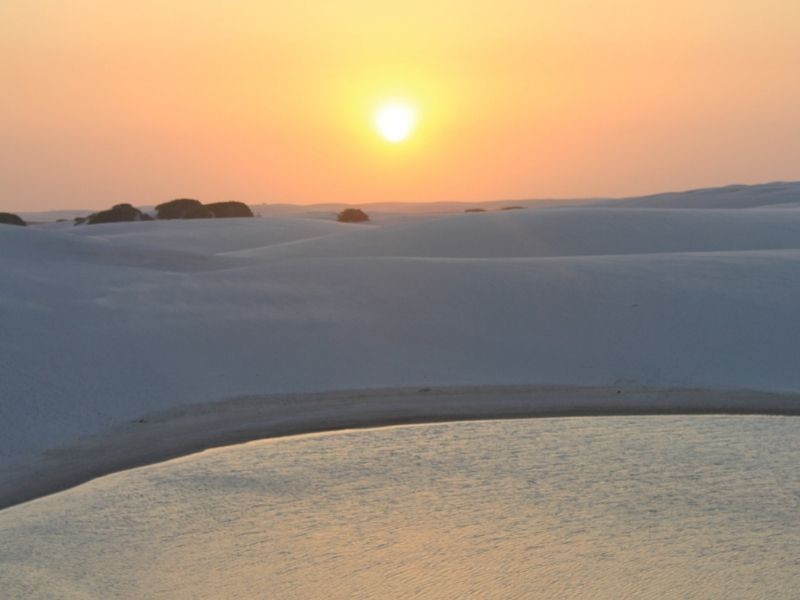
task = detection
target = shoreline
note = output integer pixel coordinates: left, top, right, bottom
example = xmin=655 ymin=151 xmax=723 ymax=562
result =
xmin=2 ymin=384 xmax=799 ymax=511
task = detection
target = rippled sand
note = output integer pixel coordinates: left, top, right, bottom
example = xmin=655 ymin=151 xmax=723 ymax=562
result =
xmin=2 ymin=416 xmax=799 ymax=599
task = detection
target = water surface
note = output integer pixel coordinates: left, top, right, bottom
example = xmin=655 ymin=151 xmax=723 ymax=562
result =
xmin=1 ymin=416 xmax=799 ymax=599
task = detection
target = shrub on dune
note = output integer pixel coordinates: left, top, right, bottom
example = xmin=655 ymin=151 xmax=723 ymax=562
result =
xmin=84 ymin=204 xmax=152 ymax=225
xmin=0 ymin=212 xmax=26 ymax=226
xmin=156 ymin=198 xmax=212 ymax=220
xmin=336 ymin=208 xmax=370 ymax=223
xmin=205 ymin=201 xmax=254 ymax=218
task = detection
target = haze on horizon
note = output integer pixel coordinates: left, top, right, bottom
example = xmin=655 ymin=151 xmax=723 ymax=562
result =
xmin=2 ymin=0 xmax=799 ymax=212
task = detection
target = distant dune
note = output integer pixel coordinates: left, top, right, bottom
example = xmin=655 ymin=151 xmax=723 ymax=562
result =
xmin=602 ymin=181 xmax=800 ymax=209
xmin=17 ymin=181 xmax=800 ymax=224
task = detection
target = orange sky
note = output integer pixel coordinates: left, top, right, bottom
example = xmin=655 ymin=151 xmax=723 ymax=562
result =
xmin=2 ymin=0 xmax=799 ymax=211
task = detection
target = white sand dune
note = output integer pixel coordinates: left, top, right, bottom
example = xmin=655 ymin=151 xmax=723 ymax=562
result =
xmin=601 ymin=181 xmax=800 ymax=209
xmin=228 ymin=206 xmax=800 ymax=260
xmin=2 ymin=183 xmax=800 ymax=504
xmin=68 ymin=215 xmax=350 ymax=254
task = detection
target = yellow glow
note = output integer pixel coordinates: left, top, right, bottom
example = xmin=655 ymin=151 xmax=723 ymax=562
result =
xmin=375 ymin=103 xmax=416 ymax=143
xmin=2 ymin=1 xmax=800 ymax=210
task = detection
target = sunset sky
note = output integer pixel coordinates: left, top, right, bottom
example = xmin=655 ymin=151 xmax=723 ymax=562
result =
xmin=2 ymin=0 xmax=799 ymax=211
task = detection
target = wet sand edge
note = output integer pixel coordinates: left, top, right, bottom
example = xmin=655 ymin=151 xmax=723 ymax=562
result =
xmin=2 ymin=385 xmax=799 ymax=511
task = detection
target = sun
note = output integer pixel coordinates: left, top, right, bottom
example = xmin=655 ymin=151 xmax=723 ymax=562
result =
xmin=374 ymin=103 xmax=416 ymax=143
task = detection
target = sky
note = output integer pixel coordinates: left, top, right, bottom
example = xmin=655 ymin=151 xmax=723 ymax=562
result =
xmin=2 ymin=0 xmax=799 ymax=211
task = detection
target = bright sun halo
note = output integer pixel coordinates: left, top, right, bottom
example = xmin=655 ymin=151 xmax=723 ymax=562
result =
xmin=375 ymin=103 xmax=416 ymax=143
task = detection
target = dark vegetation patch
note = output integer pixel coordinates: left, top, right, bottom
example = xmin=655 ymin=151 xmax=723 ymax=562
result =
xmin=85 ymin=204 xmax=153 ymax=225
xmin=336 ymin=208 xmax=370 ymax=223
xmin=0 ymin=212 xmax=26 ymax=226
xmin=74 ymin=199 xmax=255 ymax=225
xmin=205 ymin=201 xmax=254 ymax=218
xmin=155 ymin=199 xmax=213 ymax=220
